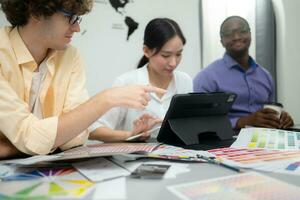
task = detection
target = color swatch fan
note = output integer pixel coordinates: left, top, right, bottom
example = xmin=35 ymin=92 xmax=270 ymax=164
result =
xmin=232 ymin=127 xmax=300 ymax=150
xmin=0 ymin=167 xmax=94 ymax=199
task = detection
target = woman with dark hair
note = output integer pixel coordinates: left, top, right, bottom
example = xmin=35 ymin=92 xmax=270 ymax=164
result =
xmin=0 ymin=0 xmax=164 ymax=159
xmin=90 ymin=18 xmax=192 ymax=142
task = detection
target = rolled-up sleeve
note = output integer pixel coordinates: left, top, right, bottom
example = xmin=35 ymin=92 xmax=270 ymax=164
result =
xmin=0 ymin=73 xmax=58 ymax=155
xmin=0 ymin=27 xmax=91 ymax=155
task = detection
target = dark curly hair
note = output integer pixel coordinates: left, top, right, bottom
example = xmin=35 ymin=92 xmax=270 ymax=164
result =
xmin=0 ymin=0 xmax=93 ymax=27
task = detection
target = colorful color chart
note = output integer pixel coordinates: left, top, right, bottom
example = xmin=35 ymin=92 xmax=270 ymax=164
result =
xmin=147 ymin=145 xmax=212 ymax=161
xmin=232 ymin=128 xmax=300 ymax=150
xmin=168 ymin=172 xmax=300 ymax=200
xmin=0 ymin=167 xmax=94 ymax=199
xmin=61 ymin=143 xmax=159 ymax=156
xmin=286 ymin=161 xmax=300 ymax=171
xmin=1 ymin=143 xmax=162 ymax=166
xmin=208 ymin=147 xmax=300 ymax=165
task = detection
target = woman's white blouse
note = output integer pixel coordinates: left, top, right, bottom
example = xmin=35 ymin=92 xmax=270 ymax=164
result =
xmin=90 ymin=67 xmax=193 ymax=137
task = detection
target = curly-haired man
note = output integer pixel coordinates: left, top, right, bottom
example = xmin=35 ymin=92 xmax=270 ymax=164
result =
xmin=0 ymin=0 xmax=164 ymax=159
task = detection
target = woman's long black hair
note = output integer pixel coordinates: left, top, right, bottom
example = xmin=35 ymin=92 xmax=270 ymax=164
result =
xmin=137 ymin=18 xmax=186 ymax=68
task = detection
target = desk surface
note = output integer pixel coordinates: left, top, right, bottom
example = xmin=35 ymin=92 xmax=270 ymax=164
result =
xmin=125 ymin=161 xmax=300 ymax=200
xmin=1 ymin=157 xmax=300 ymax=199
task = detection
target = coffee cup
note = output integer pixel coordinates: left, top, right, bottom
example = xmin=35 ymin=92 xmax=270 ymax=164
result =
xmin=263 ymin=102 xmax=283 ymax=119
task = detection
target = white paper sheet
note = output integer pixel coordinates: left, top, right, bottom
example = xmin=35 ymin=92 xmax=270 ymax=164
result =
xmin=73 ymin=157 xmax=130 ymax=182
xmin=0 ymin=165 xmax=15 ymax=179
xmin=92 ymin=177 xmax=126 ymax=200
xmin=0 ymin=155 xmax=61 ymax=165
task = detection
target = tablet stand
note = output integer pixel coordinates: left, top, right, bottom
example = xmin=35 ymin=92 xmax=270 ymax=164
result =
xmin=157 ymin=115 xmax=234 ymax=146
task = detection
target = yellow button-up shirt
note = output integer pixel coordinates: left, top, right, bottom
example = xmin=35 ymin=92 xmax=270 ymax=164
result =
xmin=0 ymin=27 xmax=89 ymax=155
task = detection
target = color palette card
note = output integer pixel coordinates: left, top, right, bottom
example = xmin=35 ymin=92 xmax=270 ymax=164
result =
xmin=232 ymin=127 xmax=300 ymax=150
xmin=168 ymin=172 xmax=300 ymax=200
xmin=263 ymin=159 xmax=300 ymax=175
xmin=0 ymin=167 xmax=94 ymax=199
xmin=285 ymin=161 xmax=300 ymax=172
xmin=60 ymin=142 xmax=160 ymax=156
xmin=267 ymin=159 xmax=300 ymax=175
xmin=208 ymin=147 xmax=300 ymax=176
xmin=208 ymin=147 xmax=300 ymax=166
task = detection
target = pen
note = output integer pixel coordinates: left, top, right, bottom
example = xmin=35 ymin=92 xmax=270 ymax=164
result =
xmin=148 ymin=154 xmax=201 ymax=162
xmin=196 ymin=154 xmax=243 ymax=173
xmin=126 ymin=126 xmax=161 ymax=141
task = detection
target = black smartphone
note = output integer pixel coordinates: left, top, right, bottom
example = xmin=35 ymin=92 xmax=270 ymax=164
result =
xmin=130 ymin=164 xmax=170 ymax=179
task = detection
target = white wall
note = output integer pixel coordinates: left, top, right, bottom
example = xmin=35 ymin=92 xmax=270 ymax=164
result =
xmin=201 ymin=0 xmax=256 ymax=68
xmin=1 ymin=1 xmax=299 ymax=124
xmin=0 ymin=1 xmax=201 ymax=96
xmin=72 ymin=0 xmax=201 ymax=95
xmin=0 ymin=11 xmax=7 ymax=27
xmin=273 ymin=0 xmax=300 ymax=124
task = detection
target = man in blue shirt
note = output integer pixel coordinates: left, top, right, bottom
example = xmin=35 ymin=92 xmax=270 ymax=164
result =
xmin=193 ymin=16 xmax=293 ymax=130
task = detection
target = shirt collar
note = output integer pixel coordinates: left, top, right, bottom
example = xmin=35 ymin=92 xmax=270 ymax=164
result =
xmin=45 ymin=49 xmax=57 ymax=76
xmin=223 ymin=53 xmax=258 ymax=71
xmin=137 ymin=65 xmax=150 ymax=85
xmin=9 ymin=27 xmax=57 ymax=75
xmin=137 ymin=65 xmax=177 ymax=101
xmin=9 ymin=27 xmax=35 ymax=65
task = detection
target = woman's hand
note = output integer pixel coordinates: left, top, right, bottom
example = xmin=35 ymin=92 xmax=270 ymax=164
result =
xmin=130 ymin=114 xmax=162 ymax=141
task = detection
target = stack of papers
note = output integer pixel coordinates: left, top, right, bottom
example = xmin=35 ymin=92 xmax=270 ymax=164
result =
xmin=208 ymin=147 xmax=300 ymax=167
xmin=207 ymin=127 xmax=300 ymax=176
xmin=148 ymin=145 xmax=214 ymax=161
xmin=232 ymin=127 xmax=300 ymax=150
xmin=58 ymin=142 xmax=160 ymax=160
xmin=2 ymin=143 xmax=161 ymax=165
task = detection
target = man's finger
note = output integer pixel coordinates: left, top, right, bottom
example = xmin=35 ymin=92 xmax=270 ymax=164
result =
xmin=261 ymin=108 xmax=278 ymax=115
xmin=263 ymin=119 xmax=280 ymax=128
xmin=263 ymin=114 xmax=280 ymax=123
xmin=282 ymin=116 xmax=293 ymax=128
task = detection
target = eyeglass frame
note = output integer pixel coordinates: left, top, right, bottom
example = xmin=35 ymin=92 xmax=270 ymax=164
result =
xmin=57 ymin=8 xmax=82 ymax=25
xmin=220 ymin=27 xmax=250 ymax=39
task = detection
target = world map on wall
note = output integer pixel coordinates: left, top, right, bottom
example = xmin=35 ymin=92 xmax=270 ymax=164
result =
xmin=95 ymin=0 xmax=139 ymax=41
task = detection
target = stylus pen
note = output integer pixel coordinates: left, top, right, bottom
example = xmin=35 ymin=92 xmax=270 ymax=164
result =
xmin=126 ymin=126 xmax=161 ymax=141
xmin=196 ymin=154 xmax=243 ymax=173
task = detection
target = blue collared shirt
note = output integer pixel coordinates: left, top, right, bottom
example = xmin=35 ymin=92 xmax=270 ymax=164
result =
xmin=193 ymin=53 xmax=275 ymax=128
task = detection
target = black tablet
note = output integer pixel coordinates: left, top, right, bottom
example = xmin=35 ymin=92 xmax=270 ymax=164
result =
xmin=157 ymin=92 xmax=236 ymax=148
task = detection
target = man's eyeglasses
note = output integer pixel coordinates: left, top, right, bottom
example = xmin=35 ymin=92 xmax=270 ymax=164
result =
xmin=221 ymin=27 xmax=250 ymax=38
xmin=58 ymin=8 xmax=82 ymax=25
